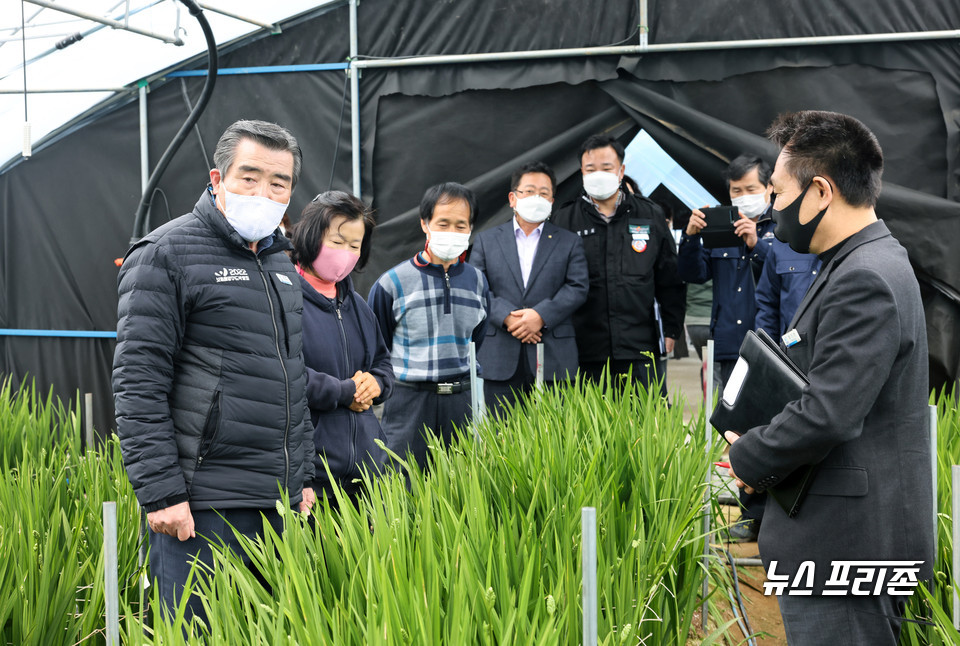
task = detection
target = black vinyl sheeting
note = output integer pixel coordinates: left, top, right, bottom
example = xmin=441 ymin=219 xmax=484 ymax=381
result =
xmin=1 ymin=0 xmax=958 ymax=434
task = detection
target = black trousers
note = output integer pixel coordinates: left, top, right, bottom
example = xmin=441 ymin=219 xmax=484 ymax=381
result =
xmin=149 ymin=507 xmax=284 ymax=624
xmin=777 ymin=592 xmax=906 ymax=645
xmin=579 ymin=358 xmax=666 ymax=397
xmin=483 ymin=349 xmax=536 ymax=419
xmin=380 ymin=382 xmax=472 ymax=471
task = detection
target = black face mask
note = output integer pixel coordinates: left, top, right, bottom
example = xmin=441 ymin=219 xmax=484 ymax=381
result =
xmin=772 ymin=182 xmax=828 ymax=254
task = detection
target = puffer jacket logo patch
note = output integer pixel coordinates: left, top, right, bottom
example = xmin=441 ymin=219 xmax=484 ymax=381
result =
xmin=214 ymin=267 xmax=250 ymax=283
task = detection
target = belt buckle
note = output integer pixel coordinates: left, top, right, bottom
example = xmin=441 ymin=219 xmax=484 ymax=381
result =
xmin=437 ymin=382 xmax=454 ymax=395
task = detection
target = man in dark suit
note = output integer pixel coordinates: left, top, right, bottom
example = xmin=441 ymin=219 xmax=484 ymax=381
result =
xmin=727 ymin=111 xmax=933 ymax=645
xmin=471 ymin=161 xmax=589 ymax=416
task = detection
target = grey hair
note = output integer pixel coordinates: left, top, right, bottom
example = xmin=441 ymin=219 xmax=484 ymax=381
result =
xmin=213 ymin=119 xmax=302 ymax=189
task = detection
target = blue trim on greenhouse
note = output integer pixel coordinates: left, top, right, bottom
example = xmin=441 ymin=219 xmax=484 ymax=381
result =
xmin=169 ymin=63 xmax=349 ymax=77
xmin=0 ymin=329 xmax=117 ymax=338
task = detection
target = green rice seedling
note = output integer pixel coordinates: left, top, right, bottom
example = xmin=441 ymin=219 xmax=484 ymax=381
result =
xmin=900 ymin=391 xmax=960 ymax=645
xmin=0 ymin=379 xmax=142 ymax=645
xmin=139 ymin=374 xmax=727 ymax=645
xmin=0 ymin=378 xmax=78 ymax=470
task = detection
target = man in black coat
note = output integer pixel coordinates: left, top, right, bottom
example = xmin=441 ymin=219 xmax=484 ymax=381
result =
xmin=113 ymin=120 xmax=315 ymax=622
xmin=551 ymin=135 xmax=685 ymax=394
xmin=727 ymin=111 xmax=933 ymax=645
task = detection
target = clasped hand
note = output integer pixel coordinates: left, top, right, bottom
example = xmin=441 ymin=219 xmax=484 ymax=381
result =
xmin=505 ymin=308 xmax=543 ymax=344
xmin=349 ymin=371 xmax=381 ymax=412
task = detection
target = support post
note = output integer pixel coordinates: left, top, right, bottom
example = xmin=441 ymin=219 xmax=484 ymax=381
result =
xmin=638 ymin=0 xmax=648 ymax=48
xmin=582 ymin=507 xmax=598 ymax=646
xmin=84 ymin=392 xmax=94 ymax=451
xmin=138 ymin=81 xmax=149 ymax=195
xmin=103 ymin=502 xmax=119 ymax=646
xmin=348 ymin=0 xmax=361 ymax=197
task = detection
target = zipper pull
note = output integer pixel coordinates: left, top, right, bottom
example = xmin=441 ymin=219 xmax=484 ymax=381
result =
xmin=444 ymin=272 xmax=450 ymax=289
xmin=336 ymin=307 xmax=342 ymax=320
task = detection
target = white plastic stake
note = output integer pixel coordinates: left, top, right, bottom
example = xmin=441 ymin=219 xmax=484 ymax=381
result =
xmin=535 ymin=343 xmax=544 ymax=389
xmin=468 ymin=341 xmax=484 ymax=434
xmin=84 ymin=392 xmax=94 ymax=451
xmin=930 ymin=405 xmax=938 ymax=558
xmin=949 ymin=464 xmax=960 ymax=629
xmin=582 ymin=507 xmax=598 ymax=646
xmin=104 ymin=502 xmax=119 ymax=646
xmin=701 ymin=339 xmax=715 ymax=631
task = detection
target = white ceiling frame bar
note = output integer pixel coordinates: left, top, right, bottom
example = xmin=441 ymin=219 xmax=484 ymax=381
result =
xmin=197 ymin=3 xmax=279 ymax=34
xmin=22 ymin=0 xmax=183 ymax=46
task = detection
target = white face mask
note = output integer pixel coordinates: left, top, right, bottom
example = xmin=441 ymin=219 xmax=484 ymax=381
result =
xmin=427 ymin=230 xmax=471 ymax=261
xmin=582 ymin=170 xmax=621 ymax=200
xmin=514 ymin=195 xmax=552 ymax=223
xmin=218 ymin=188 xmax=289 ymax=243
xmin=731 ymin=192 xmax=769 ymax=219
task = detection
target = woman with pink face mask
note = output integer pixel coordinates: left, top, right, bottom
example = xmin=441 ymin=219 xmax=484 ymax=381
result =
xmin=290 ymin=191 xmax=394 ymax=508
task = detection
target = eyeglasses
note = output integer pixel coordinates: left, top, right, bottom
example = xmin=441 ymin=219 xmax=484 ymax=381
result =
xmin=513 ymin=189 xmax=553 ymax=199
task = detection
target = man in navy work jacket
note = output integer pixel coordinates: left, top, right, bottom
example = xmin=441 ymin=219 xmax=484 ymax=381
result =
xmin=551 ymin=134 xmax=685 ymax=394
xmin=470 ymin=161 xmax=589 ymax=417
xmin=677 ymin=153 xmax=775 ymax=542
xmin=368 ymin=182 xmax=489 ymax=470
xmin=755 ymin=238 xmax=821 ymax=340
xmin=727 ymin=111 xmax=933 ymax=645
xmin=113 ymin=120 xmax=316 ymax=622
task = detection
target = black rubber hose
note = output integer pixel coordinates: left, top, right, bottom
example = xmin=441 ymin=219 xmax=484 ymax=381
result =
xmin=130 ymin=0 xmax=217 ymax=243
xmin=718 ymin=547 xmax=757 ymax=645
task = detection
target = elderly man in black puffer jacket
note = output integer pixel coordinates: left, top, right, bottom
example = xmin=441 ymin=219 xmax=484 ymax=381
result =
xmin=113 ymin=120 xmax=315 ymax=622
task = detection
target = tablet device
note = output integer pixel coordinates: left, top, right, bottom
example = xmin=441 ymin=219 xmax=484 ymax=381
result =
xmin=699 ymin=206 xmax=742 ymax=248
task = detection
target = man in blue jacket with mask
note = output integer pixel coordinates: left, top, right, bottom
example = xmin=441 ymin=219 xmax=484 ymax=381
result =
xmin=677 ymin=153 xmax=775 ymax=541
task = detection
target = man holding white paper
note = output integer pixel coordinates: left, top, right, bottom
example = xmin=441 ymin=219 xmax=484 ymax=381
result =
xmin=726 ymin=111 xmax=932 ymax=645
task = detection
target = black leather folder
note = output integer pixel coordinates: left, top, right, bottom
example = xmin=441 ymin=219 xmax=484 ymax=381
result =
xmin=710 ymin=329 xmax=819 ymax=517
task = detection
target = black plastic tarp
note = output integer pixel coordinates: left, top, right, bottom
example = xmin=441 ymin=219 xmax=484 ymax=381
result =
xmin=2 ymin=0 xmax=958 ymax=434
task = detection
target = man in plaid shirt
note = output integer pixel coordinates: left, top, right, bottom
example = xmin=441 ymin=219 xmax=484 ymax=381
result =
xmin=369 ymin=182 xmax=489 ymax=470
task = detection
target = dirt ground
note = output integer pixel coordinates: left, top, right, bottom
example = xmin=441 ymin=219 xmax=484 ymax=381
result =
xmin=670 ymin=356 xmax=788 ymax=644
xmin=685 ymin=546 xmax=787 ymax=644
xmin=688 ymin=501 xmax=787 ymax=645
